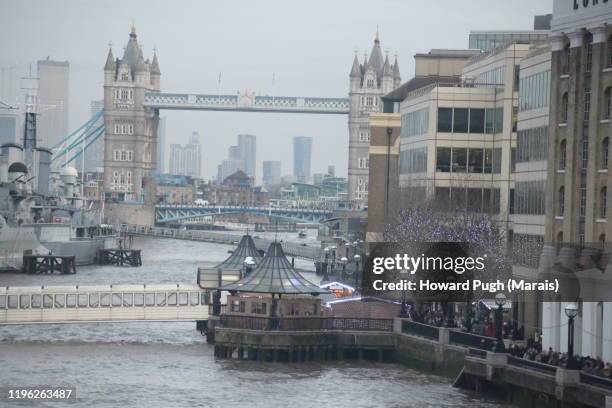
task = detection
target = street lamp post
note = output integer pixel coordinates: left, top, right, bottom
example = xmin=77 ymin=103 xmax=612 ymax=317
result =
xmin=565 ymin=303 xmax=579 ymax=369
xmin=323 ymin=247 xmax=330 ymax=281
xmin=340 ymin=256 xmax=348 ymax=281
xmin=494 ymin=292 xmax=507 ymax=353
xmin=353 ymin=254 xmax=361 ymax=288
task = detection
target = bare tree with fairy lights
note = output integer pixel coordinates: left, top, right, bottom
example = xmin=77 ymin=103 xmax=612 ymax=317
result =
xmin=381 ymin=203 xmax=512 ymax=327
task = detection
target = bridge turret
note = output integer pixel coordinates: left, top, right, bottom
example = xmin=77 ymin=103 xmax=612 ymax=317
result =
xmin=349 ymin=53 xmax=361 ymax=92
xmin=381 ymin=54 xmax=394 ymax=93
xmin=150 ymin=51 xmax=161 ymax=90
xmin=393 ymin=55 xmax=401 ymax=88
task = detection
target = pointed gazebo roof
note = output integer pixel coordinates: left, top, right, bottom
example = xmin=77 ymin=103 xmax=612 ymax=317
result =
xmin=216 ymin=234 xmax=262 ymax=270
xmin=221 ymin=241 xmax=327 ymax=295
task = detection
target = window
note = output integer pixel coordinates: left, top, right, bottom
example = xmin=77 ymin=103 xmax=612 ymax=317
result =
xmin=100 ymin=293 xmax=110 ymax=307
xmin=559 ymin=139 xmax=566 ymax=170
xmin=468 ymin=148 xmax=484 ymax=173
xmin=452 ymin=108 xmax=469 ymax=133
xmin=20 ymin=295 xmax=30 ymax=309
xmin=89 ymin=293 xmax=99 ymax=307
xmin=558 ymin=186 xmax=565 ymax=216
xmin=514 ymin=181 xmax=546 ymax=215
xmin=584 ymin=87 xmax=591 ymax=122
xmin=602 ymin=138 xmax=609 ymax=169
xmin=78 ymin=294 xmax=88 ymax=308
xmin=134 ymin=293 xmax=144 ymax=306
xmin=251 ymin=302 xmax=267 ymax=315
xmin=0 ymin=295 xmax=5 ymax=309
xmin=561 ymin=93 xmax=569 ymax=123
xmin=358 ymin=157 xmax=369 ymax=169
xmin=518 ymin=70 xmax=550 ymax=112
xmin=562 ymin=44 xmax=571 ymax=75
xmin=437 ymin=108 xmax=453 ymax=132
xmin=31 ymin=294 xmax=41 ymax=308
xmin=145 ymin=293 xmax=155 ymax=306
xmin=605 ymin=88 xmax=611 ymax=119
xmin=156 ymin=292 xmax=167 ymax=306
xmin=66 ymin=294 xmax=76 ymax=308
xmin=492 ymin=148 xmax=502 ymax=174
xmin=582 ymin=139 xmax=589 ymax=170
xmin=451 ymin=148 xmax=467 ymax=173
xmin=8 ymin=295 xmax=17 ymax=309
xmin=190 ymin=292 xmax=199 ymax=306
xmin=601 ymin=187 xmax=608 ymax=218
xmin=402 ymin=108 xmax=429 ymax=137
xmin=366 ymin=78 xmax=374 ymax=88
xmin=230 ymin=300 xmax=245 ymax=313
xmin=121 ymin=72 xmax=129 ymax=81
xmin=585 ymin=34 xmax=593 ymax=74
xmin=436 ymin=148 xmax=451 ymax=172
xmin=359 ymin=131 xmax=370 ymax=142
xmin=608 ymin=36 xmax=612 ymax=67
xmin=517 ymin=126 xmax=548 ymax=163
xmin=54 ymin=294 xmax=65 ymax=308
xmin=43 ymin=294 xmax=53 ymax=308
xmin=512 ymin=234 xmax=544 ymax=268
xmin=178 ymin=293 xmax=189 ymax=306
xmin=469 ymin=109 xmax=485 ymax=133
xmin=400 ymin=147 xmax=427 ymax=174
xmin=112 ymin=293 xmax=122 ymax=307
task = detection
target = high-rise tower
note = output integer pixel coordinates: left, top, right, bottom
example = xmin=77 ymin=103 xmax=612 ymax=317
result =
xmin=348 ymin=32 xmax=400 ymax=207
xmin=103 ymin=25 xmax=160 ymax=202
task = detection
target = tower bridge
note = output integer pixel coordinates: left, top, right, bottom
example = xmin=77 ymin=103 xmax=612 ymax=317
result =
xmin=52 ymin=26 xmax=400 ymax=212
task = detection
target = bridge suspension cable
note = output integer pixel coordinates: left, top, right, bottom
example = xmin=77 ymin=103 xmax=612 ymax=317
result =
xmin=51 ymin=110 xmax=105 ymax=166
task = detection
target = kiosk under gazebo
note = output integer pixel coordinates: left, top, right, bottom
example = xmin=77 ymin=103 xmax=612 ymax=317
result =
xmin=220 ymin=241 xmax=328 ymax=326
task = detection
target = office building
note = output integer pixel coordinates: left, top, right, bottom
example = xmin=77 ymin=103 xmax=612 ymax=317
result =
xmin=168 ymin=131 xmax=202 ymax=178
xmin=262 ymin=160 xmax=281 ymax=187
xmin=37 ymin=58 xmax=69 ymax=148
xmin=237 ymin=134 xmax=256 ymax=177
xmin=293 ymin=136 xmax=312 ymax=183
xmin=0 ymin=110 xmax=20 ymax=145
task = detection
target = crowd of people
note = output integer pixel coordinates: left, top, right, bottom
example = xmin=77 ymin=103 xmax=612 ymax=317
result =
xmin=406 ymin=306 xmax=612 ymax=381
xmin=508 ymin=341 xmax=612 ymax=379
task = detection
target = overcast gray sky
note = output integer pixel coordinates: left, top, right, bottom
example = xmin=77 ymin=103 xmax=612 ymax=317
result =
xmin=0 ymin=0 xmax=552 ymax=181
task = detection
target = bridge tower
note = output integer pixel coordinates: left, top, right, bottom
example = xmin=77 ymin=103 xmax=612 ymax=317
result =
xmin=103 ymin=24 xmax=160 ymax=203
xmin=348 ymin=31 xmax=400 ymax=208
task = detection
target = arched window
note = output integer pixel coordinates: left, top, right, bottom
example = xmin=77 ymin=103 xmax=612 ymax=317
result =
xmin=601 ymin=187 xmax=607 ymax=218
xmin=563 ymin=44 xmax=571 ymax=74
xmin=558 ymin=186 xmax=565 ymax=216
xmin=604 ymin=87 xmax=611 ymax=119
xmin=608 ymin=36 xmax=612 ymax=67
xmin=602 ymin=137 xmax=609 ymax=169
xmin=561 ymin=93 xmax=569 ymax=123
xmin=559 ymin=139 xmax=567 ymax=170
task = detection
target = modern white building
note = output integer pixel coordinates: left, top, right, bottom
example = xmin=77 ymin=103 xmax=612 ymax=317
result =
xmin=37 ymin=58 xmax=69 ymax=149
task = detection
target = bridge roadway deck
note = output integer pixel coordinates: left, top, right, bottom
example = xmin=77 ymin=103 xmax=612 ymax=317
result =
xmin=119 ymin=224 xmax=322 ymax=260
xmin=0 ymin=284 xmax=211 ymax=325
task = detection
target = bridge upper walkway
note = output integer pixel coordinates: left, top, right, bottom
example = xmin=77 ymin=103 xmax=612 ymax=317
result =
xmin=0 ymin=284 xmax=210 ymax=325
xmin=119 ymin=224 xmax=323 ymax=260
xmin=154 ymin=204 xmax=334 ymax=225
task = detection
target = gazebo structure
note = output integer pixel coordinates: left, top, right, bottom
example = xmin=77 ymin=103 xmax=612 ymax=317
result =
xmin=221 ymin=241 xmax=328 ymax=322
xmin=197 ymin=234 xmax=262 ymax=289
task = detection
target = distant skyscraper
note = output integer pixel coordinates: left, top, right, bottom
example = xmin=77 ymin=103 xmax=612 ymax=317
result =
xmin=37 ymin=58 xmax=69 ymax=148
xmin=262 ymin=161 xmax=281 ymax=187
xmin=168 ymin=131 xmax=202 ymax=177
xmin=217 ymin=159 xmax=243 ymax=183
xmin=156 ymin=117 xmax=166 ymax=173
xmin=237 ymin=134 xmax=256 ymax=177
xmin=82 ymin=100 xmax=104 ymax=172
xmin=169 ymin=144 xmax=183 ymax=175
xmin=293 ymin=136 xmax=312 ymax=183
xmin=328 ymin=165 xmax=335 ymax=177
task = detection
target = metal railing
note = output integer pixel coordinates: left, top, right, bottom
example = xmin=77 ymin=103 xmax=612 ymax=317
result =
xmin=401 ymin=320 xmax=439 ymax=340
xmin=218 ymin=315 xmax=393 ymax=332
xmin=579 ymin=372 xmax=612 ymax=391
xmin=507 ymin=356 xmax=557 ymax=375
xmin=449 ymin=330 xmax=497 ymax=350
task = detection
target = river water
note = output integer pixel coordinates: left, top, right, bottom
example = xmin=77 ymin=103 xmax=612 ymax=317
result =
xmin=0 ymin=236 xmax=514 ymax=407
